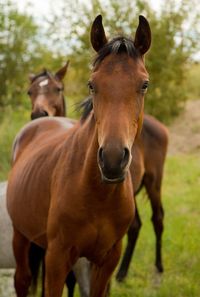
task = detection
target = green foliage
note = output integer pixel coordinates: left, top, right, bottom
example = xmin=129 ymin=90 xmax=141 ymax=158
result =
xmin=0 ymin=0 xmax=66 ymax=118
xmin=47 ymin=0 xmax=200 ymax=122
xmin=0 ymin=106 xmax=29 ymax=180
xmin=0 ymin=1 xmax=36 ymax=109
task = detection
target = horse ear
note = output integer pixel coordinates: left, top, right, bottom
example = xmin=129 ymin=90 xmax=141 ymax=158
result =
xmin=90 ymin=15 xmax=108 ymax=52
xmin=29 ymin=73 xmax=35 ymax=82
xmin=134 ymin=15 xmax=151 ymax=55
xmin=55 ymin=61 xmax=69 ymax=81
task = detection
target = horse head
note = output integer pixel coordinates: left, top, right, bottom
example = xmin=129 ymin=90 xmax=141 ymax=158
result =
xmin=89 ymin=15 xmax=151 ymax=183
xmin=28 ymin=62 xmax=69 ymax=120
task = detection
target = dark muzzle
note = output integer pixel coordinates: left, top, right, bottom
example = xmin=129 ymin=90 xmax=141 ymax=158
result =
xmin=31 ymin=110 xmax=49 ymax=120
xmin=98 ymin=146 xmax=130 ymax=183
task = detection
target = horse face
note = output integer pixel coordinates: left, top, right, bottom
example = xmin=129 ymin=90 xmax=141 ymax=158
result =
xmin=90 ymin=15 xmax=151 ymax=183
xmin=28 ymin=63 xmax=68 ymax=120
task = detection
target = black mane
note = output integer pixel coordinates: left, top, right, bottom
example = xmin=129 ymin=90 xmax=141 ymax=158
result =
xmin=77 ymin=97 xmax=93 ymax=122
xmin=93 ymin=36 xmax=139 ymax=66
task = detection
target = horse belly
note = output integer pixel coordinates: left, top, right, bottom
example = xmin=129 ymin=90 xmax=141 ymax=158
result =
xmin=7 ymin=168 xmax=49 ymax=248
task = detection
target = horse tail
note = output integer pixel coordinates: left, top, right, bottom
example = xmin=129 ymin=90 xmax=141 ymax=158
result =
xmin=29 ymin=242 xmax=45 ymax=295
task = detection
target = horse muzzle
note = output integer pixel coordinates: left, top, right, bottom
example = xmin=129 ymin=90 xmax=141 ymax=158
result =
xmin=31 ymin=110 xmax=49 ymax=120
xmin=98 ymin=146 xmax=131 ymax=184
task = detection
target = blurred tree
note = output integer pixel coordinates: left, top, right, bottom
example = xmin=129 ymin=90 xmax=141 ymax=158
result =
xmin=46 ymin=0 xmax=200 ymax=122
xmin=0 ymin=0 xmax=65 ymax=116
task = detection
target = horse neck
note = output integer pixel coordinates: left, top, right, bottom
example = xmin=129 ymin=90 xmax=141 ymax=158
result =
xmin=60 ymin=95 xmax=66 ymax=117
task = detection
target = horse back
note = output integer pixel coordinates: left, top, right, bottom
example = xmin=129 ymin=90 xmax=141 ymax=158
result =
xmin=12 ymin=117 xmax=75 ymax=163
xmin=140 ymin=114 xmax=168 ymax=182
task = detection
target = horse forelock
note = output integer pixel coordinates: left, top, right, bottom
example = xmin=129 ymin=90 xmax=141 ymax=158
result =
xmin=93 ymin=36 xmax=139 ymax=67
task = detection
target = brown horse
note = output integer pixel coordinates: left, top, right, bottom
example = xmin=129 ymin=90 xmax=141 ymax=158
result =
xmin=76 ymin=98 xmax=168 ymax=283
xmin=27 ymin=66 xmax=168 ymax=292
xmin=27 ymin=64 xmax=89 ymax=297
xmin=28 ymin=62 xmax=68 ymax=120
xmin=7 ymin=14 xmax=151 ymax=297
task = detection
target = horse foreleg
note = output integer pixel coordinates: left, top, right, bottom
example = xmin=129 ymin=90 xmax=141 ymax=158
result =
xmin=90 ymin=241 xmax=121 ymax=297
xmin=116 ymin=206 xmax=141 ymax=282
xmin=45 ymin=242 xmax=78 ymax=297
xmin=13 ymin=228 xmax=31 ymax=297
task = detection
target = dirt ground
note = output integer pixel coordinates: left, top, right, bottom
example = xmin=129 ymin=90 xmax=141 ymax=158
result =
xmin=168 ymin=99 xmax=200 ymax=155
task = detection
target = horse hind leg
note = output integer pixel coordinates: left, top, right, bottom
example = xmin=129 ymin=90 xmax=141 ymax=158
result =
xmin=13 ymin=228 xmax=32 ymax=297
xmin=144 ymin=173 xmax=164 ymax=273
xmin=116 ymin=206 xmax=142 ymax=282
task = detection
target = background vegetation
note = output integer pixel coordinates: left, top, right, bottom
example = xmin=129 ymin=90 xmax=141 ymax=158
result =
xmin=1 ymin=0 xmax=200 ymax=119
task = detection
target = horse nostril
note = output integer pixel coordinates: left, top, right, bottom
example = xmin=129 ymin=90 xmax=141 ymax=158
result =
xmin=98 ymin=147 xmax=104 ymax=168
xmin=120 ymin=148 xmax=130 ymax=170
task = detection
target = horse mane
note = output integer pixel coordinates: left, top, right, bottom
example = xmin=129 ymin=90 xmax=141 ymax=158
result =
xmin=77 ymin=97 xmax=93 ymax=122
xmin=93 ymin=36 xmax=139 ymax=67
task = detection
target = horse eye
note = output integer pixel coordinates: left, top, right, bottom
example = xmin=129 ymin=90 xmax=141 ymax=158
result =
xmin=141 ymin=81 xmax=149 ymax=93
xmin=88 ymin=81 xmax=95 ymax=94
xmin=27 ymin=90 xmax=32 ymax=96
xmin=56 ymin=87 xmax=63 ymax=92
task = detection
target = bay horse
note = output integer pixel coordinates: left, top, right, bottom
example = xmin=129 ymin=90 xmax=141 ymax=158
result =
xmin=77 ymin=99 xmax=168 ymax=283
xmin=28 ymin=61 xmax=68 ymax=120
xmin=7 ymin=14 xmax=151 ymax=297
xmin=27 ymin=64 xmax=89 ymax=297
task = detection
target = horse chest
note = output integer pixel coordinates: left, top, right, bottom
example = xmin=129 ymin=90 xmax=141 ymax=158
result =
xmin=83 ymin=199 xmax=134 ymax=263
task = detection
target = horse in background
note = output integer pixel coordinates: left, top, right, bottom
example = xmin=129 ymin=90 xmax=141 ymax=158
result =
xmin=0 ymin=63 xmax=88 ymax=297
xmin=7 ymin=14 xmax=151 ymax=297
xmin=27 ymin=62 xmax=89 ymax=297
xmin=28 ymin=61 xmax=68 ymax=119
